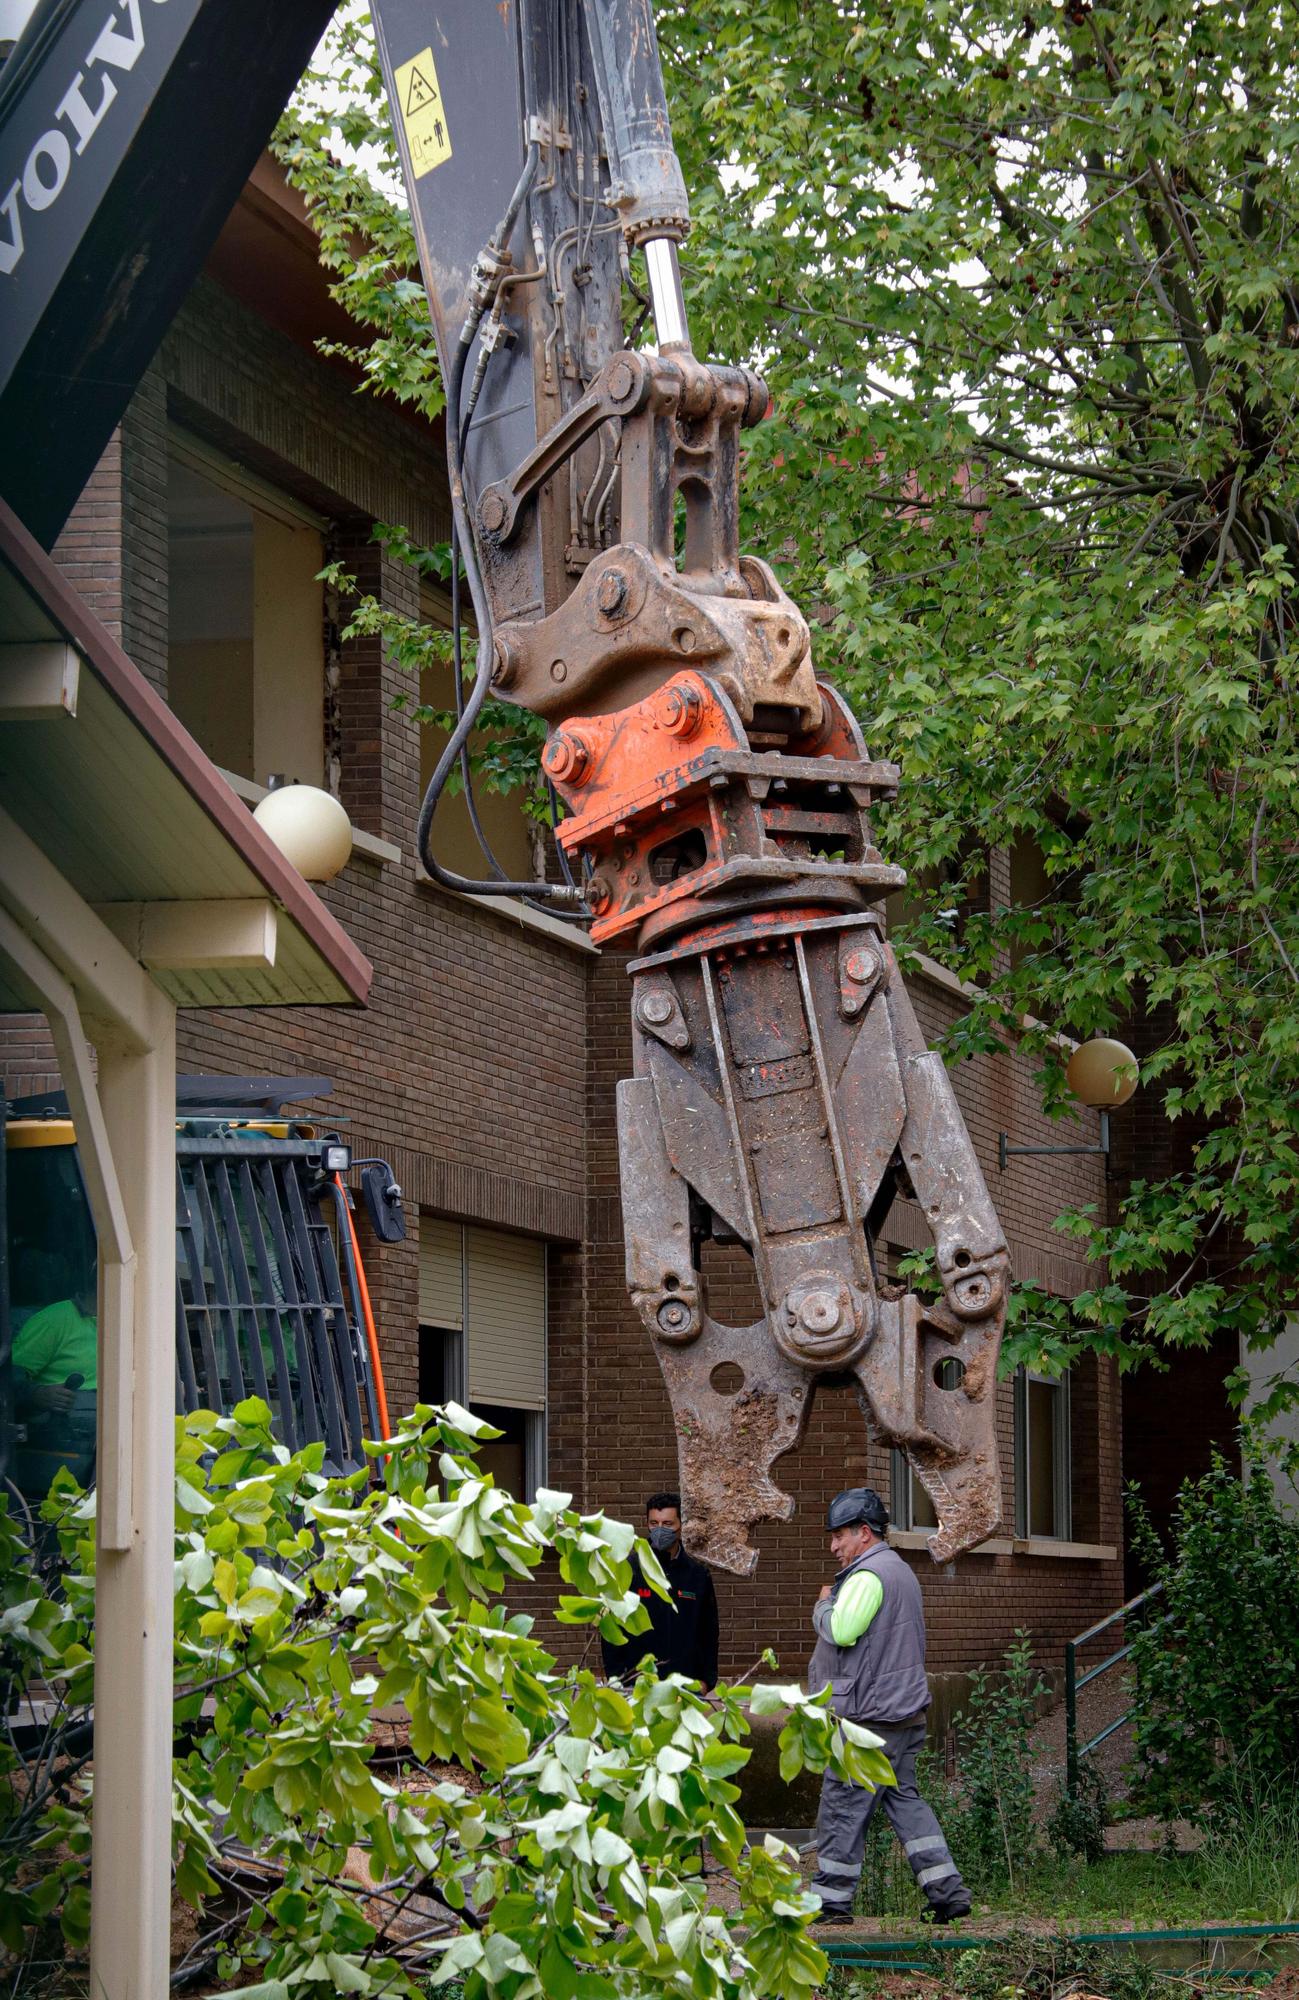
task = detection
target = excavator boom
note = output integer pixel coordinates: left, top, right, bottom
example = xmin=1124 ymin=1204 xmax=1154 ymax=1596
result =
xmin=372 ymin=0 xmax=1011 ymax=1572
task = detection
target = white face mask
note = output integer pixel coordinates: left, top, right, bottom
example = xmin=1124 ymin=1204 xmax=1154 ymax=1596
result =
xmin=647 ymin=1524 xmax=679 ymax=1555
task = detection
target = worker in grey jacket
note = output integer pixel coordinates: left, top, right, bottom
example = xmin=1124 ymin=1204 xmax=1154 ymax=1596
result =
xmin=809 ymin=1487 xmax=971 ymax=1927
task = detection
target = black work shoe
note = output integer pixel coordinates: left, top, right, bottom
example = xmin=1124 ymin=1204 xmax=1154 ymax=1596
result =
xmin=813 ymin=1909 xmax=856 ymax=1928
xmin=925 ymin=1893 xmax=972 ymax=1926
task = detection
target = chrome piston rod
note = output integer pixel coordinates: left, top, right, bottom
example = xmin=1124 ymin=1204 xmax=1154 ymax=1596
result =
xmin=644 ymin=236 xmax=690 ymax=350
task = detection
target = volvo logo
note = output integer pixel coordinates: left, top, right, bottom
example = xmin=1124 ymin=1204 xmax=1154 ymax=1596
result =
xmin=0 ymin=0 xmax=168 ymax=279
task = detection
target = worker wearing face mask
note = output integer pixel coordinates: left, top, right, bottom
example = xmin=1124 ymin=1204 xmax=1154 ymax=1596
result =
xmin=600 ymin=1489 xmax=720 ymax=1691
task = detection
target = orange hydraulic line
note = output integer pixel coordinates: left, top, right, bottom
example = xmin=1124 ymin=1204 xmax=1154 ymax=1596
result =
xmin=335 ymin=1173 xmax=391 ymax=1441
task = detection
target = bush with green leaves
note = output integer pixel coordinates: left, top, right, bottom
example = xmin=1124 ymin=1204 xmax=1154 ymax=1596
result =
xmin=1046 ymin=1761 xmax=1108 ymax=1868
xmin=1198 ymin=1770 xmax=1299 ymax=1924
xmin=946 ymin=1631 xmax=1050 ymax=1894
xmin=1128 ymin=1450 xmax=1299 ymax=1820
xmin=1 ymin=1398 xmax=893 ymax=1996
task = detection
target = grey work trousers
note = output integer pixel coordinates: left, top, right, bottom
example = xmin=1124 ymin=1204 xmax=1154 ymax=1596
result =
xmin=813 ymin=1716 xmax=967 ymax=1917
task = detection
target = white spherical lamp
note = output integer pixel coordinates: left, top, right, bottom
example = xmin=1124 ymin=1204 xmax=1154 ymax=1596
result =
xmin=1066 ymin=1036 xmax=1139 ymax=1110
xmin=253 ymin=782 xmax=353 ymax=883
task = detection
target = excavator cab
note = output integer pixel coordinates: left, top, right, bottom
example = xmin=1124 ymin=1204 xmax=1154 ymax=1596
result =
xmin=0 ymin=1076 xmax=399 ymax=1509
xmin=3 ymin=1108 xmax=98 ymax=1498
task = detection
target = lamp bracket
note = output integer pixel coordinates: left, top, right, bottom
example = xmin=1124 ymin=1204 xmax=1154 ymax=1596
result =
xmin=998 ymin=1110 xmax=1110 ymax=1175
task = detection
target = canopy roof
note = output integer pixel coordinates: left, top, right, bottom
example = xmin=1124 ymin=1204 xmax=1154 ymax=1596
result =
xmin=0 ymin=499 xmax=372 ymax=1012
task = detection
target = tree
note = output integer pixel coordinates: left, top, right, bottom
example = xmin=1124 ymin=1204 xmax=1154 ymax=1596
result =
xmin=280 ymin=6 xmax=1299 ymax=1422
xmin=651 ymin=0 xmax=1299 ymax=1419
xmin=1 ymin=1402 xmax=888 ymax=1995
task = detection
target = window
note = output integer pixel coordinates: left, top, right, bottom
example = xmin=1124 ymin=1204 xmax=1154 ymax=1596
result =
xmin=417 ymin=581 xmax=541 ymax=886
xmin=890 ymin=1358 xmax=964 ymax=1533
xmin=417 ymin=1212 xmax=547 ymax=1498
xmin=1008 ymin=836 xmax=1051 ymax=913
xmin=1005 ymin=829 xmax=1086 ymax=976
xmin=1007 ymin=836 xmax=1051 ymax=970
xmin=890 ymin=1450 xmax=937 ymax=1534
xmin=887 ymin=858 xmax=969 ymax=951
xmin=167 ymin=440 xmax=325 ymax=786
xmin=1014 ymin=1367 xmax=1071 ymax=1540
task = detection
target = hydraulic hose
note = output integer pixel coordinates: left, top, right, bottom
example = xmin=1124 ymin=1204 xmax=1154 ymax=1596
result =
xmin=449 ymin=519 xmax=506 ymax=881
xmin=416 ymin=142 xmax=585 ymax=910
xmin=335 ymin=1173 xmax=391 ymax=1443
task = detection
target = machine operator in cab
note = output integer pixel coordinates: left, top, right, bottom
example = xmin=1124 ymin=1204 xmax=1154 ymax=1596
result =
xmin=11 ymin=1280 xmax=99 ymax=1496
xmin=601 ymin=1489 xmax=720 ymax=1691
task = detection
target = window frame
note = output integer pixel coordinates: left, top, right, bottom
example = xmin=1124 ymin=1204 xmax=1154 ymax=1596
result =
xmin=889 ymin=1446 xmax=937 ymax=1534
xmin=166 ymin=430 xmax=328 ymax=788
xmin=168 ymin=424 xmax=328 ymax=534
xmin=416 ymin=1212 xmax=548 ymax=1500
xmin=1013 ymin=1365 xmax=1072 ymax=1540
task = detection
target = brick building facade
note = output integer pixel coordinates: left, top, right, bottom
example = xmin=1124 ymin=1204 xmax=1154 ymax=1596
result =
xmin=4 ymin=158 xmax=1133 ymax=1691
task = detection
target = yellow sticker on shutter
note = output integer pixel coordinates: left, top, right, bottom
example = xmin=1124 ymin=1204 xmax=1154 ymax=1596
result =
xmin=394 ymin=47 xmax=452 ymax=178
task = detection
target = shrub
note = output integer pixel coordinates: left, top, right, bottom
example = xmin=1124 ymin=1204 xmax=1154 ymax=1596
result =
xmin=1127 ymin=1448 xmax=1299 ymax=1819
xmin=1046 ymin=1761 xmax=1108 ymax=1866
xmin=946 ymin=1630 xmax=1050 ymax=1892
xmin=940 ymin=1930 xmax=1158 ymax=1999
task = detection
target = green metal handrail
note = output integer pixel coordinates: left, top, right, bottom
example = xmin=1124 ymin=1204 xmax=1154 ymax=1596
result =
xmin=1064 ymin=1580 xmax=1165 ymax=1795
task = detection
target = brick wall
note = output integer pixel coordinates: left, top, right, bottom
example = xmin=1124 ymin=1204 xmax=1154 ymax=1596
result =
xmin=50 ymin=430 xmax=124 ymax=647
xmin=121 ymin=368 xmax=170 ymax=691
xmin=4 ymin=252 xmax=1132 ymax=1687
xmin=0 ymin=1016 xmax=64 ymax=1102
xmin=155 ymin=285 xmax=589 ymax=1427
xmin=49 ymin=369 xmax=170 ymax=694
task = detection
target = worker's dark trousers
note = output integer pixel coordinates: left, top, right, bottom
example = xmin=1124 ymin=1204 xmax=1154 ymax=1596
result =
xmin=812 ymin=1716 xmax=968 ymax=1917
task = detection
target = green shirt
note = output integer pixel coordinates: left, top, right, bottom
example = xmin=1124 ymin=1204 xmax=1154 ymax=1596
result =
xmin=830 ymin=1567 xmax=885 ymax=1646
xmin=12 ymin=1298 xmax=98 ymax=1390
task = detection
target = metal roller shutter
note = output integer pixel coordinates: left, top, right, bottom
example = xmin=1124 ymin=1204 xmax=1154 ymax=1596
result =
xmin=465 ymin=1226 xmax=546 ymax=1411
xmin=418 ymin=1215 xmax=464 ymax=1330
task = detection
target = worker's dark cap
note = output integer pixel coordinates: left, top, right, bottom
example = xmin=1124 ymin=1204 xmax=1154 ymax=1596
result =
xmin=826 ymin=1487 xmax=889 ymax=1534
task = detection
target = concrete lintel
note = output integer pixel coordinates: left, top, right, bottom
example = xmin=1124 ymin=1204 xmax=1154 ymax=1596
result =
xmin=889 ymin=1528 xmax=1117 ymax=1562
xmin=217 ymin=766 xmax=402 ymax=866
xmin=95 ymin=898 xmax=279 ymax=973
xmin=0 ymin=641 xmax=79 ymax=721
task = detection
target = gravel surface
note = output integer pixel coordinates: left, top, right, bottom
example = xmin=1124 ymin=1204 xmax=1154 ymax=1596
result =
xmin=1019 ymin=1662 xmax=1204 ymax=1854
xmin=1025 ymin=1663 xmax=1138 ymax=1812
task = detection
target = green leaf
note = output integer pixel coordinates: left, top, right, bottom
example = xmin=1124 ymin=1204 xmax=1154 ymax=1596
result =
xmin=462 ymin=1693 xmax=530 ymax=1771
xmin=175 ymin=1476 xmax=213 ymax=1516
xmin=324 ymin=1953 xmax=371 ymax=1991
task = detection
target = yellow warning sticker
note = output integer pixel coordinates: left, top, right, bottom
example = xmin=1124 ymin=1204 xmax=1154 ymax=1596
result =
xmin=394 ymin=47 xmax=452 ymax=179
